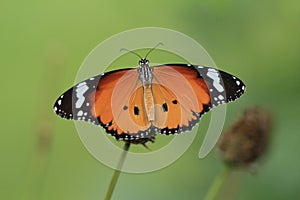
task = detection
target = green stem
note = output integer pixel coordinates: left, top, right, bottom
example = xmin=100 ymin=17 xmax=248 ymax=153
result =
xmin=104 ymin=142 xmax=131 ymax=200
xmin=203 ymin=165 xmax=232 ymax=200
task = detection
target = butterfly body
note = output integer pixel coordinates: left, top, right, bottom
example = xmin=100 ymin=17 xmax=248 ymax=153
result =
xmin=137 ymin=58 xmax=155 ymax=122
xmin=54 ymin=60 xmax=246 ymax=142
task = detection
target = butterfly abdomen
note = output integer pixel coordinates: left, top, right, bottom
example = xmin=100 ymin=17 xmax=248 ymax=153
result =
xmin=144 ymin=86 xmax=155 ymax=122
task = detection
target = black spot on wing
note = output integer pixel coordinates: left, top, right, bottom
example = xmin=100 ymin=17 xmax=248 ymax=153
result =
xmin=162 ymin=103 xmax=168 ymax=112
xmin=134 ymin=106 xmax=139 ymax=115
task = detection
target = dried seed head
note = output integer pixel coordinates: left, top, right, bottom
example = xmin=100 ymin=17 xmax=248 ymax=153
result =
xmin=218 ymin=107 xmax=272 ymax=167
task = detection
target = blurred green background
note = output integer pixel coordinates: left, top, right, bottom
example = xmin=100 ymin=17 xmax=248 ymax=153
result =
xmin=1 ymin=0 xmax=299 ymax=199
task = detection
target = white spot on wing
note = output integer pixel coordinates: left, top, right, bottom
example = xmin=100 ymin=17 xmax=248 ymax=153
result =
xmin=54 ymin=107 xmax=57 ymax=112
xmin=208 ymin=68 xmax=217 ymax=72
xmin=236 ymin=80 xmax=240 ymax=86
xmin=58 ymin=99 xmax=62 ymax=105
xmin=206 ymin=69 xmax=224 ymax=92
xmin=218 ymin=94 xmax=224 ymax=100
xmin=75 ymin=82 xmax=89 ymax=108
xmin=77 ymin=110 xmax=83 ymax=116
xmin=77 ymin=82 xmax=87 ymax=88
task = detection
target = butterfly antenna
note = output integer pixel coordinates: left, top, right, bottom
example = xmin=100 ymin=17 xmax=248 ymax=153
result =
xmin=120 ymin=48 xmax=142 ymax=60
xmin=144 ymin=42 xmax=163 ymax=59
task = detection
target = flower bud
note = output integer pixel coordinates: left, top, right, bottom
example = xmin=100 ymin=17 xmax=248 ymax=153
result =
xmin=218 ymin=107 xmax=272 ymax=167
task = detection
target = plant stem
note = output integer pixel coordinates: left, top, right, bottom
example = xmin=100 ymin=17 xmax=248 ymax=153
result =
xmin=203 ymin=165 xmax=232 ymax=200
xmin=104 ymin=142 xmax=131 ymax=200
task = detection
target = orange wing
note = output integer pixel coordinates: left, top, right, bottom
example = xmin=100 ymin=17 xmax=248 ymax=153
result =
xmin=151 ymin=64 xmax=246 ymax=135
xmin=91 ymin=69 xmax=153 ymax=140
xmin=151 ymin=65 xmax=210 ymax=134
xmin=54 ymin=64 xmax=245 ymax=140
xmin=53 ymin=68 xmax=153 ymax=140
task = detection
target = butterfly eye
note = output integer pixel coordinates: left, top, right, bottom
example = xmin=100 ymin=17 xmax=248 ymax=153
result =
xmin=162 ymin=103 xmax=168 ymax=112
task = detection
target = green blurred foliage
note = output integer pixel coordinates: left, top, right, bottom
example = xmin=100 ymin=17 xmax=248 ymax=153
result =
xmin=1 ymin=0 xmax=299 ymax=199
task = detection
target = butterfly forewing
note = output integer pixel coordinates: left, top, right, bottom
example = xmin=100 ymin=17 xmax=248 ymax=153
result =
xmin=53 ymin=74 xmax=103 ymax=124
xmin=193 ymin=65 xmax=246 ymax=107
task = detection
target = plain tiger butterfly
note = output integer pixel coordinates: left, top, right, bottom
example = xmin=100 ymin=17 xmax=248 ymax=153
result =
xmin=53 ymin=50 xmax=245 ymax=143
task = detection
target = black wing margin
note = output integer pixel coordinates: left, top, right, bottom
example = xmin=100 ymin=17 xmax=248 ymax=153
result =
xmin=193 ymin=65 xmax=246 ymax=108
xmin=53 ymin=74 xmax=103 ymax=125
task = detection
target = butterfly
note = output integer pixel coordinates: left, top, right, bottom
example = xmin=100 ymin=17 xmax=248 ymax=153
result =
xmin=53 ymin=54 xmax=245 ymax=143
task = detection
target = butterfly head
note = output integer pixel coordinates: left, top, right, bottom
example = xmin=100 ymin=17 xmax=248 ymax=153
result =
xmin=139 ymin=58 xmax=149 ymax=66
xmin=138 ymin=58 xmax=153 ymax=87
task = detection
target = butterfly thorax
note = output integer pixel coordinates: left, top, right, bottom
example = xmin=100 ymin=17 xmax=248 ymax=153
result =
xmin=138 ymin=59 xmax=153 ymax=87
xmin=138 ymin=59 xmax=155 ymax=122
